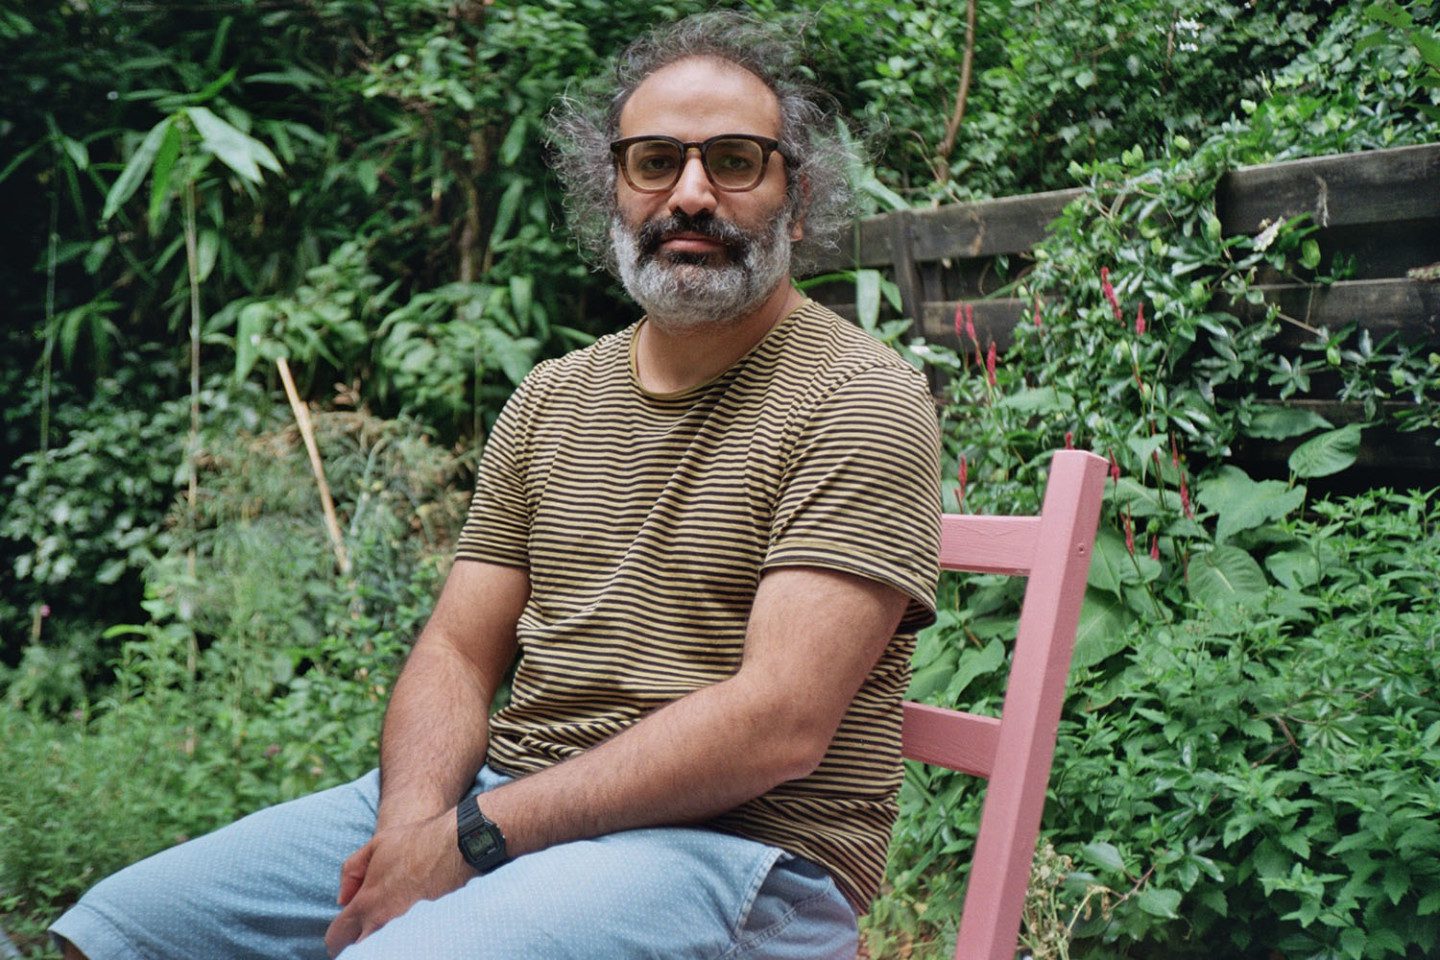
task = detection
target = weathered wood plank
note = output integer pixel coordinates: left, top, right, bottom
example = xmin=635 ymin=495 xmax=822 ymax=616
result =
xmin=811 ymin=188 xmax=1083 ymax=272
xmin=1217 ymin=143 xmax=1440 ymax=234
xmin=907 ymin=188 xmax=1085 ymax=262
xmin=806 ymin=144 xmax=1440 ymax=275
xmin=1229 ymin=279 xmax=1440 ymax=347
xmin=911 ymin=279 xmax=1440 ymax=350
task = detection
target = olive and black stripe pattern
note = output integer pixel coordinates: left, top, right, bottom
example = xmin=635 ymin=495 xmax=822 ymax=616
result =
xmin=455 ymin=299 xmax=942 ymax=912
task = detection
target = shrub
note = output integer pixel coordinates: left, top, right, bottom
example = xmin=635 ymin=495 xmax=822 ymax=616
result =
xmin=0 ymin=410 xmax=463 ymax=947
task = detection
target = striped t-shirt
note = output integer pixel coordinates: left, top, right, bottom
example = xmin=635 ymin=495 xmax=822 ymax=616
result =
xmin=455 ymin=298 xmax=941 ymax=911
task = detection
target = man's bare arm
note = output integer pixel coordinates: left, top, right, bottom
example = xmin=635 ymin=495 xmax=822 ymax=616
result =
xmin=373 ymin=559 xmax=528 ymax=830
xmin=326 ymin=564 xmax=906 ymax=955
xmin=477 ymin=565 xmax=907 ymax=853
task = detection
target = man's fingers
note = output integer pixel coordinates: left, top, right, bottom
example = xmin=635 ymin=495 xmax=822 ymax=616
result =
xmin=337 ymin=842 xmax=375 ymax=906
xmin=324 ymin=905 xmax=359 ymax=959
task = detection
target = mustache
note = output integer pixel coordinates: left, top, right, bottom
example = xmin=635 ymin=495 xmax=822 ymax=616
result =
xmin=636 ymin=212 xmax=751 ymax=260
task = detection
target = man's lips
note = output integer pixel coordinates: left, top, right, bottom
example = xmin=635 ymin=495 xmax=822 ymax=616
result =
xmin=659 ymin=233 xmax=726 ymax=254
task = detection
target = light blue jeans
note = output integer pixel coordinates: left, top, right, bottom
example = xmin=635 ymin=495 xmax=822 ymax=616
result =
xmin=50 ymin=766 xmax=858 ymax=959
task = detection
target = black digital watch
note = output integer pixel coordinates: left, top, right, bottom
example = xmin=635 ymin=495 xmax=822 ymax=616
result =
xmin=455 ymin=797 xmax=508 ymax=874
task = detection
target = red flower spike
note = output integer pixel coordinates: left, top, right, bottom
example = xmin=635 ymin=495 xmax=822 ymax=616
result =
xmin=1100 ymin=266 xmax=1122 ymax=323
xmin=1064 ymin=431 xmax=1074 ymax=449
xmin=985 ymin=341 xmax=997 ymax=386
xmin=1179 ymin=473 xmax=1193 ymax=518
xmin=964 ymin=303 xmax=977 ymax=343
xmin=1123 ymin=512 xmax=1135 ymax=555
xmin=1150 ymin=536 xmax=1160 ymax=561
xmin=974 ymin=343 xmax=984 ymax=370
xmin=1171 ymin=435 xmax=1180 ymax=468
xmin=1108 ymin=450 xmax=1120 ymax=484
xmin=1033 ymin=299 xmax=1043 ymax=329
xmin=953 ymin=302 xmax=965 ymax=340
xmin=1135 ymin=303 xmax=1146 ymax=336
xmin=958 ymin=455 xmax=968 ymax=509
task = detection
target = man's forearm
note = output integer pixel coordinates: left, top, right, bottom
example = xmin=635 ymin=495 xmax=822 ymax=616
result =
xmin=473 ymin=668 xmax=824 ymax=857
xmin=375 ymin=638 xmax=495 ymax=830
xmin=476 ymin=566 xmax=907 ymax=858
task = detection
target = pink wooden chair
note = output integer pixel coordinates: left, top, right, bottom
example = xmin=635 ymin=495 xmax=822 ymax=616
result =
xmin=901 ymin=449 xmax=1108 ymax=960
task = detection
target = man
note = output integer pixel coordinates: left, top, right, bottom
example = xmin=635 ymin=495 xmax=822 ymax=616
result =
xmin=51 ymin=12 xmax=940 ymax=959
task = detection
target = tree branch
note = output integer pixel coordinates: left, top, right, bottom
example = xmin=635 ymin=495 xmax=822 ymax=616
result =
xmin=935 ymin=0 xmax=978 ymax=184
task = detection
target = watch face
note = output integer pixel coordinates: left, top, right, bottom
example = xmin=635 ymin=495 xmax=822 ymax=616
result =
xmin=461 ymin=830 xmax=499 ymax=861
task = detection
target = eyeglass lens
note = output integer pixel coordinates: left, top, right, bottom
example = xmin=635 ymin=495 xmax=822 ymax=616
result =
xmin=623 ymin=138 xmax=767 ymax=191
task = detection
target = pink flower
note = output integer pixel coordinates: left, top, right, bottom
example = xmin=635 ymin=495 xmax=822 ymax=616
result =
xmin=39 ymin=604 xmax=51 ymax=618
xmin=964 ymin=303 xmax=977 ymax=343
xmin=1170 ymin=436 xmax=1180 ymax=468
xmin=1108 ymin=450 xmax=1120 ymax=484
xmin=1135 ymin=303 xmax=1146 ymax=336
xmin=1064 ymin=431 xmax=1074 ymax=449
xmin=1101 ymin=266 xmax=1122 ymax=323
xmin=1123 ymin=511 xmax=1135 ymax=555
xmin=1179 ymin=473 xmax=1193 ymax=518
xmin=985 ymin=341 xmax=997 ymax=386
xmin=1150 ymin=536 xmax=1160 ymax=561
xmin=1033 ymin=299 xmax=1043 ymax=329
xmin=953 ymin=302 xmax=965 ymax=340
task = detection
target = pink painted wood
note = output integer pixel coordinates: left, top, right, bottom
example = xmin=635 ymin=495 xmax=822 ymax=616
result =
xmin=900 ymin=449 xmax=1108 ymax=960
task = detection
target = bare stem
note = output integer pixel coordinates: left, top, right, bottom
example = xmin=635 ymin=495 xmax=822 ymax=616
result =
xmin=935 ymin=0 xmax=978 ymax=183
xmin=277 ymin=356 xmax=353 ymax=576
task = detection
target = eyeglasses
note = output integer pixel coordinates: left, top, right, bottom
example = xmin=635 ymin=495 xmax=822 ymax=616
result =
xmin=610 ymin=134 xmax=790 ymax=194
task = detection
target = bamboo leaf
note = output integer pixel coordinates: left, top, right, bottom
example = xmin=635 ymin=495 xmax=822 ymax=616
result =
xmin=855 ymin=269 xmax=881 ymax=329
xmin=188 ymin=106 xmax=281 ymax=184
xmin=489 ymin=178 xmax=526 ymax=247
xmin=102 ymin=117 xmax=172 ymax=221
xmin=148 ymin=121 xmax=182 ymax=228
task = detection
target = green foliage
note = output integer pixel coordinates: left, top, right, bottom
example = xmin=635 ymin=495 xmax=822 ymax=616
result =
xmin=864 ymin=4 xmax=1440 ymax=957
xmin=0 ymin=410 xmax=460 ymax=945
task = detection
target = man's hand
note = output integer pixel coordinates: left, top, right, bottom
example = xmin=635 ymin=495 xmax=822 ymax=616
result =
xmin=324 ymin=808 xmax=472 ymax=958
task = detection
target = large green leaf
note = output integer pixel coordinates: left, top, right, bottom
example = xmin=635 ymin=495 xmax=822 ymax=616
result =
xmin=1196 ymin=466 xmax=1306 ymax=543
xmin=1245 ymin=405 xmax=1333 ymax=441
xmin=1289 ymin=423 xmax=1363 ymax=478
xmin=997 ymin=386 xmax=1073 ymax=414
xmin=1189 ymin=546 xmax=1268 ymax=609
xmin=102 ymin=117 xmax=172 ymax=221
xmin=1266 ymin=548 xmax=1319 ymax=590
xmin=187 ymin=106 xmax=281 ymax=184
xmin=945 ymin=637 xmax=1005 ymax=701
xmin=1071 ymin=589 xmax=1131 ymax=670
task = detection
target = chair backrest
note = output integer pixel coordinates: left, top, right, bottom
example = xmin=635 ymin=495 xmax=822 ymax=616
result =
xmin=900 ymin=449 xmax=1108 ymax=960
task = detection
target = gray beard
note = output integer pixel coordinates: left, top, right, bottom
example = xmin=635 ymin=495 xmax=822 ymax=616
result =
xmin=610 ymin=215 xmax=792 ymax=331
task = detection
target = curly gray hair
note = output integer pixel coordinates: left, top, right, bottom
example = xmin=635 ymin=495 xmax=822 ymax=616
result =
xmin=546 ymin=10 xmax=861 ymax=276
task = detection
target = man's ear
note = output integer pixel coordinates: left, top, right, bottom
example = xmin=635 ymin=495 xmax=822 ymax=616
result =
xmin=788 ymin=175 xmax=810 ymax=242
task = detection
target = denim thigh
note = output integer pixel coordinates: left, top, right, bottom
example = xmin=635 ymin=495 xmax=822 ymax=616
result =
xmin=50 ymin=767 xmax=858 ymax=960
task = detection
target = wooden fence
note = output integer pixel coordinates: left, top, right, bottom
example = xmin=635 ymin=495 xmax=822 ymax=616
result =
xmin=806 ymin=143 xmax=1440 ymax=478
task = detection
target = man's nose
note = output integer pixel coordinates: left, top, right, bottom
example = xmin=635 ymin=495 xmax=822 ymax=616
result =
xmin=667 ymin=148 xmax=718 ymax=217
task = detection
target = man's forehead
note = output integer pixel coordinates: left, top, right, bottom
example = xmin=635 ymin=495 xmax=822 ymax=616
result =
xmin=617 ymin=56 xmax=782 ymax=139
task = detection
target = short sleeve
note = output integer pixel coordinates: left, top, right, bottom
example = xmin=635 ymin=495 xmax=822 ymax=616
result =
xmin=764 ymin=365 xmax=942 ymax=631
xmin=454 ymin=374 xmax=536 ymax=568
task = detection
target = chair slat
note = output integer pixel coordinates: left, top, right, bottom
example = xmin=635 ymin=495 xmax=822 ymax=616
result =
xmin=937 ymin=515 xmax=1040 ymax=575
xmin=900 ymin=702 xmax=1000 ymax=778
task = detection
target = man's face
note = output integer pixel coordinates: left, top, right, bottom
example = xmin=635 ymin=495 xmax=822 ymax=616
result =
xmin=609 ymin=56 xmax=802 ymax=327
